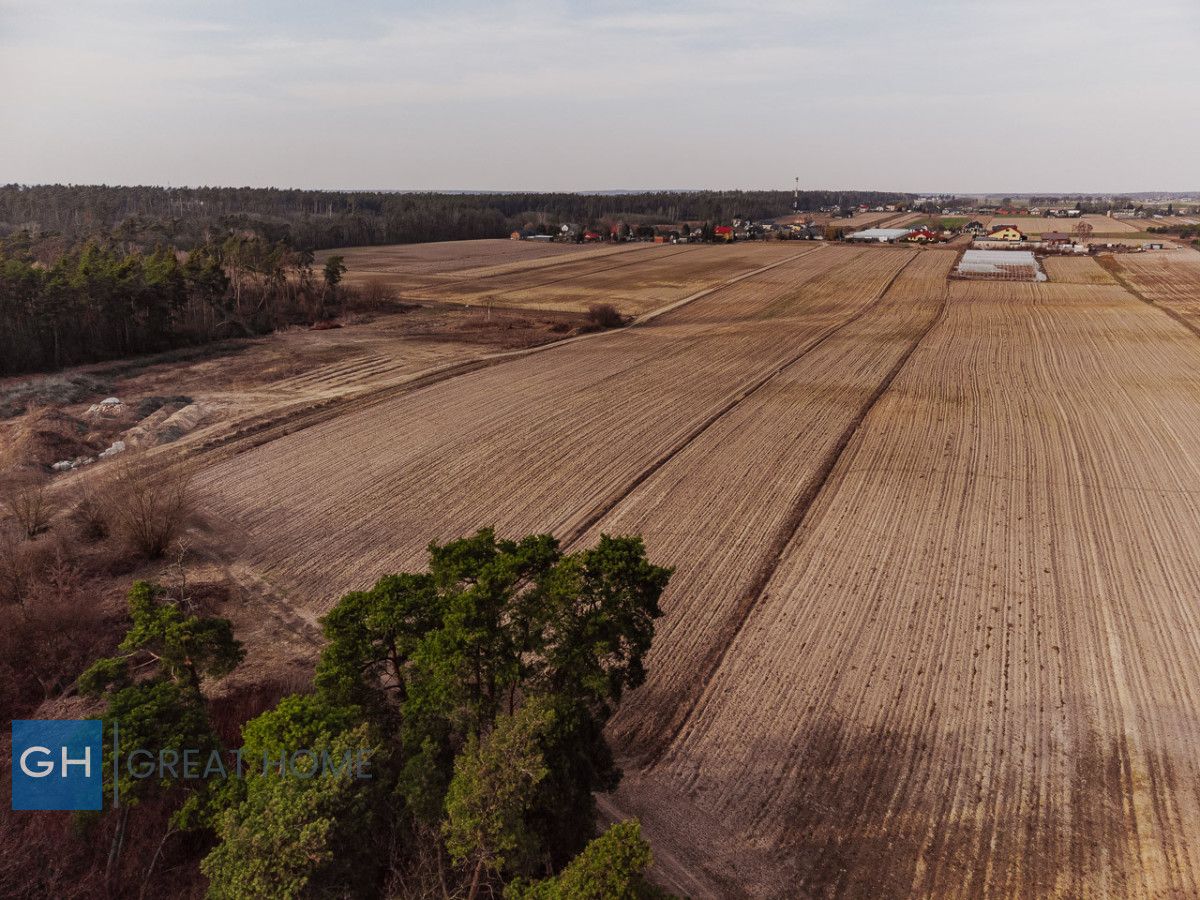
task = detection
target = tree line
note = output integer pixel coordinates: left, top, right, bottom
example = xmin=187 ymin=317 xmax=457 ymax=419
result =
xmin=0 ymin=183 xmax=911 ymax=252
xmin=0 ymin=234 xmax=348 ymax=375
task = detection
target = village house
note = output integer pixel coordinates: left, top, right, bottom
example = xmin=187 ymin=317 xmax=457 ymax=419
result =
xmin=906 ymin=228 xmax=939 ymax=243
xmin=985 ymin=225 xmax=1026 ymax=242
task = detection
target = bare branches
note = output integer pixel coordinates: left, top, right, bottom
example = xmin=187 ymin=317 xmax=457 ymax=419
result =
xmin=99 ymin=455 xmax=195 ymax=559
xmin=0 ymin=472 xmax=54 ymax=539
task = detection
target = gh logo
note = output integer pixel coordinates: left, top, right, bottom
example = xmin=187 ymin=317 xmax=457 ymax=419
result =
xmin=11 ymin=720 xmax=103 ymax=810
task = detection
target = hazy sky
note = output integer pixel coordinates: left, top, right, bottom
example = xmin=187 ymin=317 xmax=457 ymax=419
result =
xmin=2 ymin=0 xmax=1197 ymax=193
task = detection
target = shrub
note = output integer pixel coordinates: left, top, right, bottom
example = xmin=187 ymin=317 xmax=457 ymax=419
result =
xmin=69 ymin=480 xmax=109 ymax=542
xmin=0 ymin=473 xmax=54 ymax=539
xmin=344 ymin=278 xmax=399 ymax=312
xmin=0 ymin=545 xmax=115 ymax=719
xmin=99 ymin=456 xmax=193 ymax=558
xmin=586 ymin=303 xmax=624 ymax=329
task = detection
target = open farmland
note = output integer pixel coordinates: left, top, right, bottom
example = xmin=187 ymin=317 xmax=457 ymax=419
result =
xmin=322 ymin=237 xmax=618 ymax=277
xmin=1142 ymin=217 xmax=1200 ymax=229
xmin=171 ymin=244 xmax=1200 ymax=897
xmin=986 ymin=215 xmax=1140 ymax=236
xmin=1108 ymin=249 xmax=1200 ymax=333
xmin=323 ymin=238 xmax=805 ymax=315
xmin=1041 ymin=255 xmax=1116 ymax=284
xmin=608 ymin=273 xmax=1200 ymax=896
xmin=418 ymin=242 xmax=803 ymax=314
xmin=193 ymin=244 xmax=913 ymax=603
xmin=833 ymin=211 xmax=896 ymax=229
xmin=322 ymin=238 xmax=641 ymax=294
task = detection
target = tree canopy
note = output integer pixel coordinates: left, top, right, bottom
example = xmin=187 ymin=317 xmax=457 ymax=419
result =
xmin=204 ymin=529 xmax=673 ymax=898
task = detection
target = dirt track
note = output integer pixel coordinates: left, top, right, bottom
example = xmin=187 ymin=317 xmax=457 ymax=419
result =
xmin=190 ymin=243 xmax=1200 ymax=897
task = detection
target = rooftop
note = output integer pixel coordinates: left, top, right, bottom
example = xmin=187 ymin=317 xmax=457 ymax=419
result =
xmin=847 ymin=228 xmax=913 ymax=241
xmin=956 ymin=249 xmax=1045 ymax=281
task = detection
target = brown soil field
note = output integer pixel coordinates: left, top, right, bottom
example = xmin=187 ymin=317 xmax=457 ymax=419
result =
xmin=185 ymin=245 xmax=1200 ymax=896
xmin=432 ymin=243 xmax=806 ymax=314
xmin=987 ymin=216 xmax=1139 ymax=236
xmin=1108 ymin=249 xmax=1200 ymax=333
xmin=331 ymin=240 xmax=803 ymax=316
xmin=834 ymin=212 xmax=896 ymax=229
xmin=193 ymin=244 xmax=888 ymax=603
xmin=322 ymin=237 xmax=611 ymax=276
xmin=2 ymin=242 xmax=809 ymax=474
xmin=610 ymin=274 xmax=1200 ymax=896
xmin=880 ymin=212 xmax=924 ymax=228
xmin=1127 ymin=217 xmax=1199 ymax=230
xmin=17 ymin=242 xmax=1200 ymax=897
xmin=322 ymin=239 xmax=642 ymax=295
xmin=1041 ymin=256 xmax=1116 ymax=284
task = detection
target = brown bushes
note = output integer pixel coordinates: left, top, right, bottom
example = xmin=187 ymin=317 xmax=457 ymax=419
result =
xmin=0 ymin=473 xmax=55 ymax=539
xmin=344 ymin=278 xmax=399 ymax=312
xmin=0 ymin=782 xmax=210 ymax=900
xmin=0 ymin=450 xmax=198 ymax=720
xmin=586 ymin=302 xmax=624 ymax=329
xmin=0 ymin=542 xmax=116 ymax=720
xmin=98 ymin=456 xmax=194 ymax=559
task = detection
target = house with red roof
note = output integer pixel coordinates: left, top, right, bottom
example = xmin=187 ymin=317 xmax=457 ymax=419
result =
xmin=906 ymin=228 xmax=939 ymax=243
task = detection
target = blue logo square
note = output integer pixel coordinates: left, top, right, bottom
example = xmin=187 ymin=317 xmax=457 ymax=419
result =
xmin=11 ymin=720 xmax=103 ymax=811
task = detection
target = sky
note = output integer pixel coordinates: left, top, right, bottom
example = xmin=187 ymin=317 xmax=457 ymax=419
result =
xmin=1 ymin=0 xmax=1198 ymax=194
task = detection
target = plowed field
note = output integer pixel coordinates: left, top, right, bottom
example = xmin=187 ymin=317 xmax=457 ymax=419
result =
xmin=325 ymin=238 xmax=805 ymax=315
xmin=1111 ymin=250 xmax=1200 ymax=332
xmin=1042 ymin=255 xmax=1116 ymax=284
xmin=986 ymin=216 xmax=1140 ymax=236
xmin=188 ymin=244 xmax=1200 ymax=897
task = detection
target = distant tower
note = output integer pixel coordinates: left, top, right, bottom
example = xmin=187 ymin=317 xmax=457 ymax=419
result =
xmin=793 ymin=176 xmax=799 ymax=213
